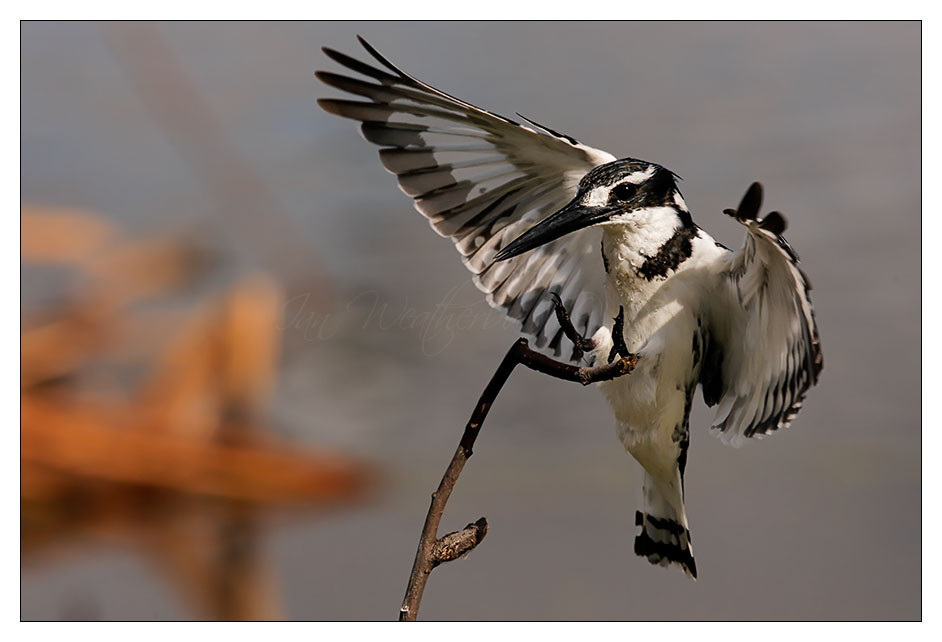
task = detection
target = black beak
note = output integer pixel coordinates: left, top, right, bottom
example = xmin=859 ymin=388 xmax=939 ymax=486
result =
xmin=494 ymin=199 xmax=615 ymax=262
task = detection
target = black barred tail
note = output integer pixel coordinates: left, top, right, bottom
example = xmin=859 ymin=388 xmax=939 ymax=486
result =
xmin=634 ymin=510 xmax=697 ymax=580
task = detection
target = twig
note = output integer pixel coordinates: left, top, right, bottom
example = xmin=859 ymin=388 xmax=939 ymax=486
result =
xmin=398 ymin=308 xmax=636 ymax=621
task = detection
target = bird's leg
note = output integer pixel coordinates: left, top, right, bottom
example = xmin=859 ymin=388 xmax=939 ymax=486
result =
xmin=550 ymin=292 xmax=595 ymax=361
xmin=607 ymin=306 xmax=631 ymax=364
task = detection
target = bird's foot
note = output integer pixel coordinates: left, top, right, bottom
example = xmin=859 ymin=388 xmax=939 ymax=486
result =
xmin=550 ymin=292 xmax=595 ymax=361
xmin=608 ymin=306 xmax=631 ymax=364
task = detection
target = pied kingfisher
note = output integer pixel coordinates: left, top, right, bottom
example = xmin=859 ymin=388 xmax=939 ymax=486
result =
xmin=317 ymin=37 xmax=822 ymax=579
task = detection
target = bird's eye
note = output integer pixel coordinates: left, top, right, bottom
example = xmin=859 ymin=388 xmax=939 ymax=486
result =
xmin=611 ymin=183 xmax=638 ymax=202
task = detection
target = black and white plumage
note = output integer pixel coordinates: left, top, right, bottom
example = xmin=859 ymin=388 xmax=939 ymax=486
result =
xmin=317 ymin=37 xmax=612 ymax=355
xmin=318 ymin=37 xmax=822 ymax=580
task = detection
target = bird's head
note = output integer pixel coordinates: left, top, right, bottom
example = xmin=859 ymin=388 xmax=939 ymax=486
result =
xmin=494 ymin=158 xmax=690 ymax=262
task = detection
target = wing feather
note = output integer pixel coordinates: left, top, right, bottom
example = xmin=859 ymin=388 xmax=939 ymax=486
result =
xmin=317 ymin=37 xmax=615 ymax=357
xmin=704 ymin=183 xmax=823 ymax=446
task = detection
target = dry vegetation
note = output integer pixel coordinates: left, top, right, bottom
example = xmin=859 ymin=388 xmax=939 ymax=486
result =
xmin=21 ymin=208 xmax=372 ymax=620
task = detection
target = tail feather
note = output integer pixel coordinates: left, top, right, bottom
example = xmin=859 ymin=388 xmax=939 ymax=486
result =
xmin=634 ymin=511 xmax=697 ymax=579
xmin=634 ymin=472 xmax=697 ymax=579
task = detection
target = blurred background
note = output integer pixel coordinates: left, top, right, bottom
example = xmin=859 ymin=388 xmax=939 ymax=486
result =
xmin=20 ymin=21 xmax=920 ymax=620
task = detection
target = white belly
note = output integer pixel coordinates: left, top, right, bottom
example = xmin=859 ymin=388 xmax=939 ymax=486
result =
xmin=590 ymin=271 xmax=704 ymax=479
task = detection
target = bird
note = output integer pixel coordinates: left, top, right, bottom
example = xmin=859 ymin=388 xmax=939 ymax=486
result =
xmin=316 ymin=36 xmax=822 ymax=580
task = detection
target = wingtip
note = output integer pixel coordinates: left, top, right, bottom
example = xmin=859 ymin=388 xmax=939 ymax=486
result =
xmin=736 ymin=182 xmax=764 ymax=221
xmin=356 ymin=34 xmax=397 ymax=73
xmin=321 ymin=45 xmax=347 ymax=66
xmin=316 ymin=97 xmax=343 ymax=115
xmin=759 ymin=210 xmax=788 ymax=236
xmin=321 ymin=45 xmax=347 ymax=63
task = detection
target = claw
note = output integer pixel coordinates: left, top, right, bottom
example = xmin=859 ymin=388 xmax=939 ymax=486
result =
xmin=608 ymin=305 xmax=631 ymax=364
xmin=550 ymin=291 xmax=593 ymax=361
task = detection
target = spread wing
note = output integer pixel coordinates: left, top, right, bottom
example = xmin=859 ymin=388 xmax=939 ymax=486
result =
xmin=701 ymin=183 xmax=823 ymax=446
xmin=317 ymin=36 xmax=615 ymax=358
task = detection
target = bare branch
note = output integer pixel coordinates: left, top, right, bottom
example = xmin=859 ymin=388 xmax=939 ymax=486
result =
xmin=399 ymin=305 xmax=636 ymax=621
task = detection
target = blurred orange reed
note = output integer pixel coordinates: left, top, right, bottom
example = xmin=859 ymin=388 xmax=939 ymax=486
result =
xmin=21 ymin=208 xmax=372 ymax=620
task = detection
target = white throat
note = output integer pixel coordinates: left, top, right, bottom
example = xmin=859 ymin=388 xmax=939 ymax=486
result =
xmin=602 ymin=205 xmax=689 ymax=261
